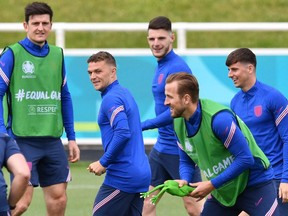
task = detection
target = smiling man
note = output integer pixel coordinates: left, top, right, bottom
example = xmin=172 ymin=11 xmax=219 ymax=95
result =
xmin=164 ymin=72 xmax=279 ymax=216
xmin=227 ymin=48 xmax=288 ymax=215
xmin=0 ymin=2 xmax=80 ymax=216
xmin=87 ymin=51 xmax=151 ymax=216
xmin=141 ymin=16 xmax=203 ymax=216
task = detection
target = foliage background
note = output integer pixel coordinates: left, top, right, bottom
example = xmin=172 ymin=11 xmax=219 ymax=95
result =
xmin=1 ymin=0 xmax=288 ymax=48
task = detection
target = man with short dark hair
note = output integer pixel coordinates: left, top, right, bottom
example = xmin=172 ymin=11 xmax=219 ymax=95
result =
xmin=87 ymin=51 xmax=151 ymax=216
xmin=141 ymin=16 xmax=203 ymax=216
xmin=0 ymin=2 xmax=80 ymax=215
xmin=227 ymin=47 xmax=288 ymax=215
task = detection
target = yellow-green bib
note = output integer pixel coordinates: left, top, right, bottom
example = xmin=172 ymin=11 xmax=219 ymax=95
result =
xmin=7 ymin=43 xmax=63 ymax=137
xmin=174 ymin=99 xmax=270 ymax=206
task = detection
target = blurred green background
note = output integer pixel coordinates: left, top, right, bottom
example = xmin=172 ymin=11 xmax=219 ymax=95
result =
xmin=1 ymin=0 xmax=288 ymax=49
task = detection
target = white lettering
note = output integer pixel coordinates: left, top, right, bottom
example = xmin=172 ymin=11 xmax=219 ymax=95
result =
xmin=15 ymin=89 xmax=61 ymax=101
xmin=26 ymin=91 xmax=50 ymax=100
xmin=203 ymin=156 xmax=234 ymax=179
xmin=37 ymin=106 xmax=57 ymax=113
xmin=50 ymin=91 xmax=61 ymax=100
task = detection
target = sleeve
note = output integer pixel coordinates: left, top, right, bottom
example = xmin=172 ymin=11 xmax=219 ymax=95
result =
xmin=61 ymin=60 xmax=76 ymax=140
xmin=4 ymin=135 xmax=21 ymax=161
xmin=270 ymin=92 xmax=288 ymax=182
xmin=179 ymin=146 xmax=196 ymax=183
xmin=141 ymin=108 xmax=173 ymax=130
xmin=0 ymin=48 xmax=14 ymax=134
xmin=210 ymin=110 xmax=254 ymax=188
xmin=99 ymin=97 xmax=131 ymax=167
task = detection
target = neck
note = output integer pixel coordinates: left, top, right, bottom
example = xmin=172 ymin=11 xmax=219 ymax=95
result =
xmin=242 ymin=78 xmax=256 ymax=92
xmin=183 ymin=102 xmax=197 ymax=121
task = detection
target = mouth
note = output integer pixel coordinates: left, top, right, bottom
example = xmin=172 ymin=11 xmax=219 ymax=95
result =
xmin=231 ymin=77 xmax=238 ymax=85
xmin=152 ymin=47 xmax=162 ymax=52
xmin=93 ymin=81 xmax=100 ymax=85
xmin=36 ymin=32 xmax=46 ymax=36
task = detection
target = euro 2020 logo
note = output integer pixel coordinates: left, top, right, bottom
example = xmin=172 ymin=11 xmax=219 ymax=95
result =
xmin=22 ymin=61 xmax=35 ymax=74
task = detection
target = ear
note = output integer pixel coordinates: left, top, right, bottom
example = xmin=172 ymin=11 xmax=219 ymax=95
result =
xmin=112 ymin=67 xmax=116 ymax=74
xmin=171 ymin=32 xmax=175 ymax=42
xmin=247 ymin=64 xmax=255 ymax=74
xmin=183 ymin=94 xmax=190 ymax=105
xmin=23 ymin=22 xmax=28 ymax=32
xmin=111 ymin=66 xmax=117 ymax=78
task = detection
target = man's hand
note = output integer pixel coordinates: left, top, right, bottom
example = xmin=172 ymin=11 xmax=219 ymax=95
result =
xmin=87 ymin=161 xmax=106 ymax=176
xmin=279 ymin=182 xmax=288 ymax=203
xmin=67 ymin=140 xmax=80 ymax=163
xmin=190 ymin=180 xmax=215 ymax=202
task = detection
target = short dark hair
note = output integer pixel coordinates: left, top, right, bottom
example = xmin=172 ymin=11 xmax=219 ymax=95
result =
xmin=25 ymin=2 xmax=53 ymax=23
xmin=166 ymin=72 xmax=199 ymax=103
xmin=226 ymin=48 xmax=257 ymax=68
xmin=87 ymin=51 xmax=116 ymax=67
xmin=148 ymin=16 xmax=172 ymax=32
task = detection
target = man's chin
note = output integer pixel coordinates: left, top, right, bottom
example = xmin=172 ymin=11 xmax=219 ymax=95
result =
xmin=153 ymin=52 xmax=164 ymax=59
xmin=171 ymin=112 xmax=179 ymax=118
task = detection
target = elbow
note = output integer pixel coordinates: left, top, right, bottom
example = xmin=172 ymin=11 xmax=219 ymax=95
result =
xmin=115 ymin=128 xmax=131 ymax=142
xmin=19 ymin=167 xmax=31 ymax=184
xmin=13 ymin=169 xmax=30 ymax=185
xmin=122 ymin=131 xmax=131 ymax=142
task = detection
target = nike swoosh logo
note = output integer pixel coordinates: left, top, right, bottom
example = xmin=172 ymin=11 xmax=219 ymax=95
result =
xmin=255 ymin=197 xmax=263 ymax=206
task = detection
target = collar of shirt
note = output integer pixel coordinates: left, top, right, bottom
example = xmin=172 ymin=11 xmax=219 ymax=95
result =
xmin=241 ymin=80 xmax=260 ymax=100
xmin=19 ymin=37 xmax=49 ymax=57
xmin=101 ymin=80 xmax=119 ymax=97
xmin=157 ymin=49 xmax=175 ymax=65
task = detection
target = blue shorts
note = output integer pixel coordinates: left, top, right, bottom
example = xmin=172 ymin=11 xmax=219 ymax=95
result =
xmin=149 ymin=148 xmax=201 ymax=186
xmin=0 ymin=134 xmax=21 ymax=213
xmin=16 ymin=137 xmax=70 ymax=187
xmin=93 ymin=184 xmax=143 ymax=216
xmin=0 ymin=210 xmax=10 ymax=216
xmin=202 ymin=180 xmax=279 ymax=216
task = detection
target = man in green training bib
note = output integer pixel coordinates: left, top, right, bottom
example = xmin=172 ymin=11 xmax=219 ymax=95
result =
xmin=163 ymin=72 xmax=279 ymax=215
xmin=0 ymin=2 xmax=80 ymax=215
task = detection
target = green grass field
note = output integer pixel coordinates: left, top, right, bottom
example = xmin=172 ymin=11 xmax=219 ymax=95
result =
xmin=4 ymin=161 xmax=188 ymax=216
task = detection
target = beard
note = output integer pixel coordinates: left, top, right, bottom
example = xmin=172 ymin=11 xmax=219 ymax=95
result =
xmin=170 ymin=106 xmax=185 ymax=118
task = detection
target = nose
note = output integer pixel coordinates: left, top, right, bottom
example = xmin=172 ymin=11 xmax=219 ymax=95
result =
xmin=90 ymin=72 xmax=97 ymax=80
xmin=37 ymin=23 xmax=44 ymax=30
xmin=164 ymin=97 xmax=169 ymax=106
xmin=153 ymin=38 xmax=160 ymax=46
xmin=228 ymin=70 xmax=233 ymax=78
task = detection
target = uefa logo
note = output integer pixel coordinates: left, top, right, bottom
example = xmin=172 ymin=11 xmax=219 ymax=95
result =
xmin=22 ymin=61 xmax=35 ymax=74
xmin=185 ymin=138 xmax=193 ymax=152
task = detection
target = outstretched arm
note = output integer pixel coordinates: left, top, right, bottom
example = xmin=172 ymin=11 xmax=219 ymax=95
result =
xmin=142 ymin=108 xmax=173 ymax=130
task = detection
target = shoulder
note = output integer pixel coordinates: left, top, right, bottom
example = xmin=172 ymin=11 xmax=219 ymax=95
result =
xmin=102 ymin=86 xmax=126 ymax=105
xmin=49 ymin=45 xmax=63 ymax=54
xmin=167 ymin=62 xmax=191 ymax=74
xmin=257 ymin=81 xmax=287 ymax=104
xmin=213 ymin=109 xmax=235 ymax=124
